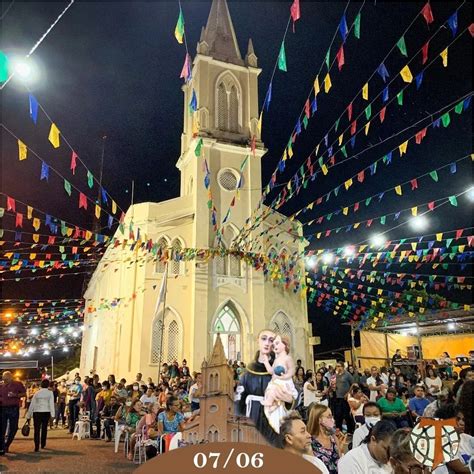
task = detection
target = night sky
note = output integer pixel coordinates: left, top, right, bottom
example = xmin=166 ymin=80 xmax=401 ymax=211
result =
xmin=1 ymin=1 xmax=472 ymax=361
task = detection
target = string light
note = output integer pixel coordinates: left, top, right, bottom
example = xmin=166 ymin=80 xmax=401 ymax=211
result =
xmin=321 ymin=253 xmax=334 ymax=265
xmin=409 ymin=215 xmax=429 ymax=231
xmin=370 ymin=234 xmax=387 ymax=247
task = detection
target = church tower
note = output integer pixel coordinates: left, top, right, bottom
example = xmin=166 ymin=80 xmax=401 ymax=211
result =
xmin=80 ymin=0 xmax=311 ymax=382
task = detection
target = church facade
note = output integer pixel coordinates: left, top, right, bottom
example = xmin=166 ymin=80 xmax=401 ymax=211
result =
xmin=80 ymin=0 xmax=311 ymax=380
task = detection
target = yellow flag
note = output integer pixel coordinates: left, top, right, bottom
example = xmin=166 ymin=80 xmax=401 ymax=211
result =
xmin=257 ymin=112 xmax=263 ymax=135
xmin=411 ymin=207 xmax=418 ymax=216
xmin=440 ymin=48 xmax=448 ymax=67
xmin=342 ymin=207 xmax=349 ymax=215
xmin=192 ymin=115 xmax=199 ymax=135
xmin=27 ymin=206 xmax=33 ymax=219
xmin=287 ymin=181 xmax=291 ymax=190
xmin=400 ymin=65 xmax=413 ymax=83
xmin=288 ymin=146 xmax=293 ymax=159
xmin=411 ymin=242 xmax=417 ymax=251
xmin=48 ymin=123 xmax=61 ymax=148
xmin=314 ymin=75 xmax=320 ymax=95
xmin=321 ymin=164 xmax=328 ymax=175
xmin=316 ymin=232 xmax=321 ymax=239
xmin=365 ymin=121 xmax=371 ymax=135
xmin=32 ymin=218 xmax=41 ymax=231
xmin=307 ymin=202 xmax=314 ymax=210
xmin=353 ymin=222 xmax=360 ymax=229
xmin=18 ymin=140 xmax=27 ymax=161
xmin=338 ymin=134 xmax=343 ymax=146
xmin=362 ymin=83 xmax=368 ymax=100
xmin=112 ymin=200 xmax=117 ymax=214
xmin=459 ymin=245 xmax=465 ymax=253
xmin=33 ymin=234 xmax=40 ymax=243
xmin=66 ymin=227 xmax=73 ymax=237
xmin=324 ymin=73 xmax=332 ymax=93
xmin=30 ymin=253 xmax=36 ymax=260
xmin=85 ymin=230 xmax=92 ymax=240
xmin=95 ymin=204 xmax=101 ymax=219
xmin=464 ymin=304 xmax=470 ymax=311
xmin=395 ymin=185 xmax=402 ymax=195
xmin=399 ymin=140 xmax=408 ymax=156
xmin=436 ymin=233 xmax=443 ymax=241
xmin=344 ymin=178 xmax=353 ymax=190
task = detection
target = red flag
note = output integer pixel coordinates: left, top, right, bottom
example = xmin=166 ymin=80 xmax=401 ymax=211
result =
xmin=366 ymin=219 xmax=373 ymax=227
xmin=421 ymin=2 xmax=434 ymax=25
xmin=15 ymin=213 xmax=23 ymax=228
xmin=350 ymin=120 xmax=357 ymax=135
xmin=325 ymin=230 xmax=331 ymax=237
xmin=357 ymin=170 xmax=365 ymax=183
xmin=336 ymin=44 xmax=345 ymax=71
xmin=415 ymin=127 xmax=427 ymax=144
xmin=48 ymin=236 xmax=56 ymax=245
xmin=354 ymin=202 xmax=360 ymax=212
xmin=290 ymin=0 xmax=300 ymax=30
xmin=455 ymin=229 xmax=463 ymax=239
xmin=305 ymin=99 xmax=310 ymax=118
xmin=7 ymin=196 xmax=15 ymax=212
xmin=347 ymin=102 xmax=353 ymax=121
xmin=410 ymin=179 xmax=418 ymax=190
xmin=379 ymin=106 xmax=387 ymax=123
xmin=329 ymin=156 xmax=335 ymax=166
xmin=316 ymin=197 xmax=323 ymax=205
xmin=428 ymin=201 xmax=435 ymax=210
xmin=70 ymin=151 xmax=78 ymax=175
xmin=421 ymin=41 xmax=429 ymax=64
xmin=79 ymin=192 xmax=88 ymax=210
xmin=469 ymin=24 xmax=474 ymax=37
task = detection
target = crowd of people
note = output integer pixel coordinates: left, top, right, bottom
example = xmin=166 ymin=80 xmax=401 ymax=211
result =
xmin=1 ymin=354 xmax=473 ymax=473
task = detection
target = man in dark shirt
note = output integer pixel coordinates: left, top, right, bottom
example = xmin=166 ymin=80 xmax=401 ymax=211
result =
xmin=333 ymin=362 xmax=354 ymax=433
xmin=101 ymin=396 xmax=122 ymax=441
xmin=0 ymin=371 xmax=26 ymax=455
xmin=392 ymin=349 xmax=403 ymax=366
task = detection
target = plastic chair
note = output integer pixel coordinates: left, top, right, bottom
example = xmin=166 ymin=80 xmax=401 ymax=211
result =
xmin=72 ymin=420 xmax=90 ymax=440
xmin=114 ymin=421 xmax=127 ymax=453
xmin=132 ymin=425 xmax=148 ymax=464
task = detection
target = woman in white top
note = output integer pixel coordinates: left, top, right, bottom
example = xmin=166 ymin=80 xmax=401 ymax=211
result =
xmin=338 ymin=420 xmax=396 ymax=474
xmin=26 ymin=379 xmax=55 ymax=452
xmin=347 ymin=385 xmax=368 ymax=425
xmin=424 ymin=367 xmax=442 ymax=397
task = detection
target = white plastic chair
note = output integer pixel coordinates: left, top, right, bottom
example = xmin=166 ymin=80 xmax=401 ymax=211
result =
xmin=132 ymin=425 xmax=148 ymax=464
xmin=114 ymin=421 xmax=127 ymax=453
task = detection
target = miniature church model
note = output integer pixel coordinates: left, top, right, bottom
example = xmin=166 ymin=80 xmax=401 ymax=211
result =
xmin=80 ymin=0 xmax=311 ymax=380
xmin=183 ymin=334 xmax=267 ymax=444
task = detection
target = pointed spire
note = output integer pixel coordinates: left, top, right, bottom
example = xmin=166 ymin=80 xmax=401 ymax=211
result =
xmin=209 ymin=333 xmax=227 ymax=365
xmin=245 ymin=38 xmax=258 ymax=67
xmin=198 ymin=0 xmax=243 ymax=66
xmin=200 ymin=26 xmax=206 ymax=42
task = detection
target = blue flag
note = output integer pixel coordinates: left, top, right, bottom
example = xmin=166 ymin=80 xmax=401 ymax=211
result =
xmin=264 ymin=82 xmax=272 ymax=111
xmin=382 ymin=86 xmax=389 ymax=102
xmin=29 ymin=93 xmax=39 ymax=124
xmin=339 ymin=14 xmax=348 ymax=40
xmin=189 ymin=89 xmax=198 ymax=112
xmin=447 ymin=12 xmax=458 ymax=37
xmin=415 ymin=72 xmax=424 ymax=90
xmin=377 ymin=63 xmax=389 ymax=82
xmin=40 ymin=162 xmax=49 ymax=181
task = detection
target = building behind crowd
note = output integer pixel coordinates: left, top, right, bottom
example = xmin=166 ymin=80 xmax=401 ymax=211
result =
xmin=80 ymin=0 xmax=311 ymax=380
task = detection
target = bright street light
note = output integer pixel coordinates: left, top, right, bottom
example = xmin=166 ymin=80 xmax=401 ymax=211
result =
xmin=370 ymin=234 xmax=386 ymax=247
xmin=7 ymin=327 xmax=16 ymax=335
xmin=409 ymin=215 xmax=429 ymax=231
xmin=447 ymin=322 xmax=456 ymax=331
xmin=58 ymin=337 xmax=65 ymax=344
xmin=467 ymin=186 xmax=474 ymax=201
xmin=11 ymin=57 xmax=38 ymax=82
xmin=51 ymin=327 xmax=58 ymax=335
xmin=305 ymin=256 xmax=317 ymax=270
xmin=321 ymin=253 xmax=334 ymax=265
xmin=63 ymin=347 xmax=69 ymax=353
xmin=30 ymin=328 xmax=39 ymax=336
xmin=342 ymin=246 xmax=355 ymax=258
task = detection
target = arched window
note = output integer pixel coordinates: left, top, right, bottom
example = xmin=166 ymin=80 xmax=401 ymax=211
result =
xmin=214 ymin=226 xmax=242 ymax=278
xmin=212 ymin=303 xmax=241 ymax=361
xmin=270 ymin=311 xmax=294 ymax=350
xmin=229 ymin=86 xmax=239 ymax=132
xmin=155 ymin=237 xmax=169 ymax=273
xmin=151 ymin=317 xmax=162 ymax=364
xmin=151 ymin=309 xmax=182 ymax=364
xmin=170 ymin=238 xmax=183 ymax=275
xmin=167 ymin=319 xmax=179 ymax=363
xmin=207 ymin=426 xmax=219 ymax=442
xmin=217 ymin=83 xmax=227 ymax=130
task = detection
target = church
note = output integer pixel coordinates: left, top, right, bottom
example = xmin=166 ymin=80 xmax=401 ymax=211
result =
xmin=80 ymin=0 xmax=311 ymax=380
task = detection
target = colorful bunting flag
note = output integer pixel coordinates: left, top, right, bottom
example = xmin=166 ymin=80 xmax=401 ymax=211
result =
xmin=0 ymin=51 xmax=8 ymax=82
xmin=354 ymin=13 xmax=361 ymax=39
xmin=440 ymin=48 xmax=448 ymax=67
xmin=421 ymin=41 xmax=430 ymax=65
xmin=95 ymin=204 xmax=101 ymax=219
xmin=400 ymin=65 xmax=413 ymax=83
xmin=79 ymin=193 xmax=88 ymax=210
xmin=64 ymin=179 xmax=72 ymax=196
xmin=70 ymin=151 xmax=78 ymax=174
xmin=195 ymin=137 xmax=203 ymax=157
xmin=18 ymin=140 xmax=27 ymax=161
xmin=415 ymin=72 xmax=424 ymax=90
xmin=421 ymin=2 xmax=434 ymax=25
xmin=290 ymin=0 xmax=301 ymax=29
xmin=449 ymin=195 xmax=458 ymax=207
xmin=189 ymin=89 xmax=198 ymax=112
xmin=87 ymin=170 xmax=93 ymax=188
xmin=377 ymin=63 xmax=389 ymax=82
xmin=399 ymin=140 xmax=408 ymax=156
xmin=397 ymin=36 xmax=407 ymax=57
xmin=447 ymin=12 xmax=457 ymax=36
xmin=278 ymin=41 xmax=287 ymax=71
xmin=40 ymin=162 xmax=49 ymax=181
xmin=336 ymin=45 xmax=345 ymax=71
xmin=324 ymin=73 xmax=332 ymax=93
xmin=362 ymin=83 xmax=368 ymax=100
xmin=264 ymin=82 xmax=272 ymax=111
xmin=180 ymin=53 xmax=191 ymax=82
xmin=339 ymin=14 xmax=348 ymax=40
xmin=394 ymin=185 xmax=402 ymax=196
xmin=314 ymin=76 xmax=320 ymax=95
xmin=174 ymin=6 xmax=185 ymax=44
xmin=397 ymin=90 xmax=403 ymax=106
xmin=48 ymin=123 xmax=60 ymax=148
xmin=29 ymin=94 xmax=39 ymax=124
xmin=379 ymin=106 xmax=386 ymax=123
xmin=429 ymin=170 xmax=439 ymax=182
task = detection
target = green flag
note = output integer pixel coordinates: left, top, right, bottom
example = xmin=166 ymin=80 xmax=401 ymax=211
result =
xmin=397 ymin=36 xmax=407 ymax=56
xmin=441 ymin=112 xmax=451 ymax=127
xmin=302 ymin=115 xmax=309 ymax=129
xmin=429 ymin=170 xmax=438 ymax=182
xmin=454 ymin=101 xmax=464 ymax=114
xmin=335 ymin=118 xmax=340 ymax=131
xmin=325 ymin=49 xmax=330 ymax=69
xmin=278 ymin=41 xmax=287 ymax=72
xmin=87 ymin=170 xmax=93 ymax=188
xmin=354 ymin=13 xmax=361 ymax=39
xmin=397 ymin=90 xmax=403 ymax=106
xmin=365 ymin=104 xmax=372 ymax=120
xmin=64 ymin=179 xmax=72 ymax=196
xmin=448 ymin=195 xmax=458 ymax=206
xmin=195 ymin=137 xmax=203 ymax=156
xmin=0 ymin=51 xmax=8 ymax=82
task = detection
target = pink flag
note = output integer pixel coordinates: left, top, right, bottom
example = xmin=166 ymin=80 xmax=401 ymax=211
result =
xmin=15 ymin=213 xmax=23 ymax=228
xmin=336 ymin=45 xmax=345 ymax=71
xmin=357 ymin=170 xmax=365 ymax=183
xmin=305 ymin=99 xmax=310 ymax=118
xmin=428 ymin=201 xmax=435 ymax=210
xmin=347 ymin=102 xmax=353 ymax=121
xmin=180 ymin=53 xmax=191 ymax=81
xmin=70 ymin=151 xmax=78 ymax=175
xmin=410 ymin=179 xmax=418 ymax=190
xmin=290 ymin=0 xmax=300 ymax=31
xmin=455 ymin=229 xmax=463 ymax=239
xmin=379 ymin=106 xmax=386 ymax=123
xmin=79 ymin=192 xmax=88 ymax=210
xmin=350 ymin=120 xmax=357 ymax=135
xmin=415 ymin=127 xmax=427 ymax=144
xmin=7 ymin=196 xmax=15 ymax=212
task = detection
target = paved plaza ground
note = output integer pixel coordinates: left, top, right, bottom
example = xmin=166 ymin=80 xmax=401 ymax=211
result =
xmin=0 ymin=419 xmax=136 ymax=474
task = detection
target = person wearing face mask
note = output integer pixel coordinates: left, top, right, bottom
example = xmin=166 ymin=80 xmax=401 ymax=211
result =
xmin=352 ymin=402 xmax=382 ymax=448
xmin=338 ymin=420 xmax=396 ymax=473
xmin=307 ymin=404 xmax=346 ymax=474
xmin=67 ymin=376 xmax=82 ymax=434
xmin=279 ymin=411 xmax=328 ymax=473
xmin=130 ymin=383 xmax=141 ymax=401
